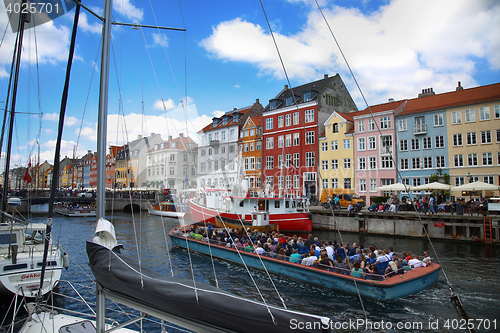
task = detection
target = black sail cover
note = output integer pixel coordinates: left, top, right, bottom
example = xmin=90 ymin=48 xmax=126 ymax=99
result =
xmin=87 ymin=241 xmax=331 ymax=333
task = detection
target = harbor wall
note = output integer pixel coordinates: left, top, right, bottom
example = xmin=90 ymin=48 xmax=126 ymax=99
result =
xmin=312 ymin=210 xmax=500 ymax=243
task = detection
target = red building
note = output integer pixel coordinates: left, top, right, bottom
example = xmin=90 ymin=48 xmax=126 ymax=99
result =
xmin=262 ymin=74 xmax=357 ymax=200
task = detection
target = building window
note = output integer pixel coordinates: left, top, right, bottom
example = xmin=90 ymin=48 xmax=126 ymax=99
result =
xmin=266 ymin=156 xmax=274 ymax=169
xmin=286 ymin=154 xmax=292 ymax=168
xmin=321 ymin=160 xmax=328 ymax=170
xmin=331 ymin=140 xmax=338 ymax=150
xmin=285 ymin=134 xmax=292 ymax=147
xmin=495 ymin=105 xmax=500 ymax=119
xmin=321 ymin=142 xmax=328 ymax=152
xmin=435 ymin=135 xmax=445 ymax=148
xmin=285 ymin=114 xmax=291 ymax=126
xmin=343 ymin=158 xmax=351 ymax=169
xmin=479 ymin=107 xmax=490 ymax=121
xmin=266 ymin=137 xmax=274 ymax=149
xmin=436 ymin=156 xmax=445 ymax=168
xmin=482 ymin=152 xmax=493 ymax=165
xmin=481 ymin=130 xmax=491 ymax=144
xmin=455 ymin=177 xmax=464 ymax=186
xmin=454 ymin=154 xmax=463 ymax=167
xmin=466 ymin=132 xmax=477 ymax=145
xmin=468 ymin=153 xmax=478 ymax=166
xmin=293 ymin=112 xmax=299 ymax=125
xmin=453 ymin=133 xmax=462 ymax=146
xmin=305 ymin=109 xmax=314 ymax=123
xmin=359 ymin=179 xmax=366 ymax=192
xmin=368 ymin=119 xmax=375 ymax=131
xmin=293 ymin=133 xmax=300 ymax=146
xmin=358 ymin=157 xmax=366 ymax=170
xmin=370 ymin=179 xmax=377 ymax=192
xmin=465 ymin=109 xmax=475 ymax=123
xmin=368 ymin=136 xmax=376 ymax=150
xmin=229 ymin=129 xmax=235 ymax=140
xmin=250 ymin=142 xmax=254 ymax=151
xmin=256 ymin=157 xmax=261 ymax=170
xmin=278 ymin=115 xmax=284 ymax=128
xmin=423 ymin=157 xmax=433 ymax=169
xmin=497 ymin=129 xmax=500 ymax=143
xmin=266 ymin=176 xmax=274 ymax=188
xmin=244 ymin=143 xmax=249 ymax=152
xmin=305 ymin=131 xmax=315 ymax=144
xmin=380 ymin=116 xmax=391 ymax=129
xmin=278 ymin=135 xmax=284 ymax=148
xmin=249 ymin=157 xmax=255 ymax=170
xmin=278 ymin=154 xmax=284 ymax=169
xmin=286 ymin=175 xmax=292 ymax=189
xmin=331 ymin=178 xmax=338 ymax=189
xmin=399 ymin=139 xmax=408 ymax=151
xmin=398 ymin=119 xmax=407 ymax=131
xmin=278 ymin=176 xmax=284 ymax=189
xmin=422 ymin=137 xmax=431 ymax=149
xmin=412 ymin=157 xmax=421 ymax=169
xmin=331 ymin=159 xmax=338 ymax=169
xmin=451 ymin=111 xmax=461 ymax=124
xmin=484 ymin=176 xmax=494 ymax=184
xmin=256 ymin=142 xmax=261 ymax=150
xmin=266 ymin=118 xmax=273 ymax=130
xmin=343 ymin=139 xmax=350 ymax=149
xmin=411 ymin=138 xmax=420 ymax=150
xmin=434 ymin=114 xmax=444 ymax=127
xmin=369 ymin=157 xmax=377 ymax=170
xmin=381 ymin=156 xmax=393 ymax=169
xmin=332 ymin=123 xmax=339 ymax=133
xmin=344 ymin=178 xmax=351 ymax=189
xmin=305 ymin=152 xmax=315 ymax=167
xmin=322 ymin=178 xmax=328 ymax=189
xmin=400 ymin=158 xmax=408 ymax=170
xmin=358 ymin=138 xmax=366 ymax=151
xmin=358 ymin=120 xmax=365 ymax=132
xmin=169 ymin=167 xmax=175 ymax=176
xmin=293 ymin=153 xmax=300 ymax=167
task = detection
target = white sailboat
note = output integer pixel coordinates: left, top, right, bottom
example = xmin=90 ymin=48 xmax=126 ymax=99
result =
xmin=19 ymin=1 xmax=331 ymax=332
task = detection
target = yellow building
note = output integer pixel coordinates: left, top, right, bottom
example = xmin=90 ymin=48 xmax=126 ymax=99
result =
xmin=318 ymin=111 xmax=355 ymax=192
xmin=239 ymin=116 xmax=263 ymax=192
xmin=446 ymin=83 xmax=500 ymax=198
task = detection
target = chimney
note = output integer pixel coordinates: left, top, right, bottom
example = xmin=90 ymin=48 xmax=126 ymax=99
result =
xmin=256 ymin=98 xmax=259 ymax=104
xmin=284 ymin=84 xmax=288 ymax=90
xmin=388 ymin=98 xmax=394 ymax=102
xmin=456 ymin=81 xmax=463 ymax=91
xmin=137 ymin=134 xmax=142 ymax=140
xmin=418 ymin=87 xmax=436 ymax=98
xmin=168 ymin=135 xmax=172 ymax=141
xmin=324 ymin=74 xmax=328 ymax=79
xmin=233 ymin=107 xmax=237 ymax=111
xmin=179 ymin=133 xmax=184 ymax=137
xmin=150 ymin=132 xmax=155 ymax=137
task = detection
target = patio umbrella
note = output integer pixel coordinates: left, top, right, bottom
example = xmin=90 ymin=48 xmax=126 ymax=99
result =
xmin=375 ymin=182 xmax=412 ymax=192
xmin=412 ymin=182 xmax=451 ymax=191
xmin=451 ymin=181 xmax=499 ymax=191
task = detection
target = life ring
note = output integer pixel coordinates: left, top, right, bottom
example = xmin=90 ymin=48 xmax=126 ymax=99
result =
xmin=222 ymin=197 xmax=228 ymax=205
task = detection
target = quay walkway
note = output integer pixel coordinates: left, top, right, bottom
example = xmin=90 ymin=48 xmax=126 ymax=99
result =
xmin=309 ymin=206 xmax=500 ymax=244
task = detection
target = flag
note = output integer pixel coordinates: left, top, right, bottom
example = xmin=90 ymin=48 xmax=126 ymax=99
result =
xmin=185 ymin=173 xmax=189 ymax=183
xmin=23 ymin=163 xmax=32 ymax=183
xmin=434 ymin=222 xmax=445 ymax=228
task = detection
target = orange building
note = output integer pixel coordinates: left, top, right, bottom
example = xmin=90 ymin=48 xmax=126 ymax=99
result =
xmin=239 ymin=115 xmax=263 ymax=193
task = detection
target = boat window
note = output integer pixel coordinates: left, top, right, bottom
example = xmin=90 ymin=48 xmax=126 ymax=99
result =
xmin=292 ymin=201 xmax=296 ymax=208
xmin=275 ymin=201 xmax=280 ymax=208
xmin=239 ymin=201 xmax=244 ymax=207
xmin=285 ymin=201 xmax=290 ymax=208
xmin=37 ymin=261 xmax=58 ymax=267
xmin=3 ymin=263 xmax=28 ymax=271
xmin=0 ymin=233 xmax=17 ymax=245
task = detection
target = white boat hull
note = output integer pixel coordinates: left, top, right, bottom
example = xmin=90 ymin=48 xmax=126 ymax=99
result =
xmin=147 ymin=206 xmax=185 ymax=218
xmin=54 ymin=208 xmax=97 ymax=217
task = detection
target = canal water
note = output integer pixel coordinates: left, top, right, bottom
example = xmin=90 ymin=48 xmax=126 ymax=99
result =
xmin=3 ymin=212 xmax=499 ymax=332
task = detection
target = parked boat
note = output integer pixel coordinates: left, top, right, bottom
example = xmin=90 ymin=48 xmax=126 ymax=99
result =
xmin=0 ymin=221 xmax=64 ymax=297
xmin=147 ymin=201 xmax=186 ymax=218
xmin=54 ymin=206 xmax=96 ymax=217
xmin=190 ymin=184 xmax=312 ymax=233
xmin=169 ymin=224 xmax=441 ymax=302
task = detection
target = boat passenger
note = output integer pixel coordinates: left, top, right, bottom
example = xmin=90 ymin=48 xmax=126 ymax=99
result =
xmin=304 ymin=234 xmax=315 ymax=247
xmin=244 ymin=241 xmax=254 ymax=252
xmin=365 ymin=265 xmax=384 ymax=281
xmin=349 ymin=248 xmax=362 ymax=263
xmin=325 ymin=241 xmax=334 ymax=261
xmin=277 ymin=248 xmax=287 ymax=261
xmin=234 ymin=239 xmax=244 ymax=251
xmin=314 ymin=253 xmax=333 ymax=270
xmin=384 ymin=260 xmax=398 ymax=278
xmin=297 ymin=237 xmax=305 ymax=248
xmin=406 ymin=251 xmax=413 ymax=261
xmin=422 ymin=251 xmax=431 ymax=265
xmin=254 ymin=242 xmax=266 ymax=255
xmin=313 ymin=237 xmax=322 ymax=247
xmin=301 ymin=250 xmax=318 ymax=266
xmin=285 ymin=243 xmax=293 ymax=257
xmin=408 ymin=256 xmax=426 ymax=269
xmin=352 ymin=260 xmax=363 ymax=278
xmin=358 ymin=254 xmax=367 ymax=271
xmin=289 ymin=249 xmax=301 ymax=264
xmin=348 ymin=243 xmax=358 ymax=256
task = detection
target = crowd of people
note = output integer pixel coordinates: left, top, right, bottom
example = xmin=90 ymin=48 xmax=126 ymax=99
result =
xmin=187 ymin=227 xmax=431 ymax=280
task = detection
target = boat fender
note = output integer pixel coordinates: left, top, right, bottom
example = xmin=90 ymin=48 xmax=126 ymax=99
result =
xmin=308 ymin=212 xmax=312 ymax=220
xmin=62 ymin=252 xmax=70 ymax=270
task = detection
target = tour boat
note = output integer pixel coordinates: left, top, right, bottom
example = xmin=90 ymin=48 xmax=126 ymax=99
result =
xmin=190 ymin=184 xmax=312 ymax=233
xmin=169 ymin=224 xmax=441 ymax=302
xmin=147 ymin=201 xmax=186 ymax=218
xmin=0 ymin=221 xmax=65 ymax=297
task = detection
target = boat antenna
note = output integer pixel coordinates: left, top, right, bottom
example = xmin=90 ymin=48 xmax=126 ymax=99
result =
xmin=313 ymin=1 xmax=473 ymax=329
xmin=38 ymin=0 xmax=81 ymax=300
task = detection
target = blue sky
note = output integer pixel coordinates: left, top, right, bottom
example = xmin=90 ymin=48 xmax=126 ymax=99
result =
xmin=0 ymin=0 xmax=499 ymax=168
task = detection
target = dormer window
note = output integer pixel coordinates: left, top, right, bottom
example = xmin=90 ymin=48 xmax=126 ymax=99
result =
xmin=269 ymin=99 xmax=281 ymax=110
xmin=285 ymin=96 xmax=294 ymax=106
xmin=303 ymin=91 xmax=312 ymax=102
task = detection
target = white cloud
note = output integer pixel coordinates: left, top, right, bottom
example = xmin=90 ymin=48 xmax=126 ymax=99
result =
xmin=42 ymin=113 xmax=79 ymax=126
xmin=113 ymin=0 xmax=144 ymax=23
xmin=153 ymin=98 xmax=176 ymax=111
xmin=153 ymin=33 xmax=168 ymax=47
xmin=200 ymin=0 xmax=500 ymax=106
xmin=78 ymin=12 xmax=102 ymax=34
xmin=234 ymin=84 xmax=240 ymax=88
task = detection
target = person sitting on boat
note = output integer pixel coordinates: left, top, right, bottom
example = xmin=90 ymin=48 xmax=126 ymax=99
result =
xmin=310 ymin=244 xmax=321 ymax=258
xmin=244 ymin=241 xmax=254 ymax=252
xmin=365 ymin=264 xmax=384 ymax=281
xmin=325 ymin=241 xmax=335 ymax=261
xmin=277 ymin=248 xmax=287 ymax=261
xmin=422 ymin=251 xmax=431 ymax=265
xmin=348 ymin=242 xmax=358 ymax=256
xmin=304 ymin=234 xmax=314 ymax=247
xmin=254 ymin=242 xmax=266 ymax=255
xmin=234 ymin=239 xmax=244 ymax=251
xmin=351 ymin=260 xmax=363 ymax=278
xmin=349 ymin=248 xmax=362 ymax=263
xmin=289 ymin=249 xmax=301 ymax=264
xmin=384 ymin=260 xmax=398 ymax=278
xmin=315 ymin=253 xmax=334 ymax=270
xmin=297 ymin=237 xmax=305 ymax=248
xmin=301 ymin=250 xmax=318 ymax=266
xmin=408 ymin=256 xmax=426 ymax=269
xmin=313 ymin=237 xmax=322 ymax=247
xmin=263 ymin=243 xmax=270 ymax=253
xmin=285 ymin=243 xmax=293 ymax=257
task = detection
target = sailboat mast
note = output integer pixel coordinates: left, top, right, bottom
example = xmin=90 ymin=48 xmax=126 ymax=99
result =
xmin=96 ymin=0 xmax=113 ymax=221
xmin=96 ymin=1 xmax=113 ymax=332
